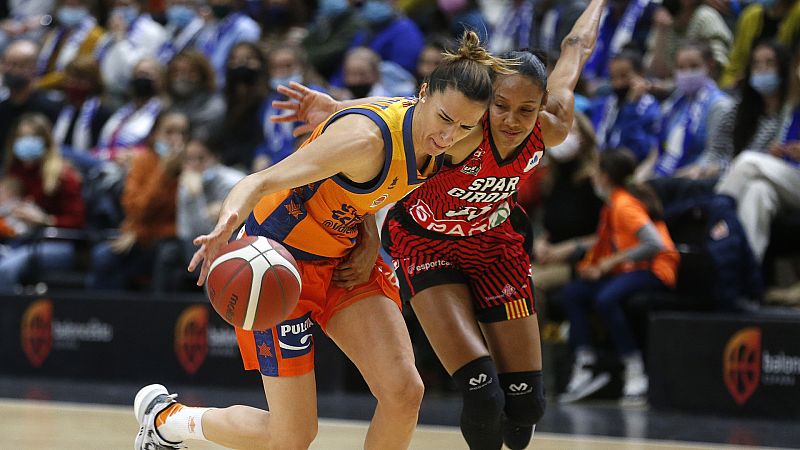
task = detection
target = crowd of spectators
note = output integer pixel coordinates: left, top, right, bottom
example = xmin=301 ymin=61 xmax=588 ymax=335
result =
xmin=1 ymin=0 xmax=800 ymax=400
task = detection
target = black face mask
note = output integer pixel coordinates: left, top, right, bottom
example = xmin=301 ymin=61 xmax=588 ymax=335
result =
xmin=4 ymin=72 xmax=31 ymax=91
xmin=613 ymin=86 xmax=630 ymax=101
xmin=211 ymin=4 xmax=232 ymax=19
xmin=347 ymin=83 xmax=373 ymax=99
xmin=130 ymin=76 xmax=156 ymax=98
xmin=227 ymin=65 xmax=259 ymax=85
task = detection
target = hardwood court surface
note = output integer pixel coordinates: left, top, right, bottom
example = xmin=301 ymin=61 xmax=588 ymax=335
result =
xmin=0 ymin=399 xmax=779 ymax=450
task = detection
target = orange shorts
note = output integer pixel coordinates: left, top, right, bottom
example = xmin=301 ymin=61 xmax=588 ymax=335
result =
xmin=236 ymin=257 xmax=400 ymax=377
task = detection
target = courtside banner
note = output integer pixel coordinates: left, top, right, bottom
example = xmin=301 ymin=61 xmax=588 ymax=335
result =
xmin=649 ymin=312 xmax=800 ymax=418
xmin=0 ymin=293 xmax=252 ymax=386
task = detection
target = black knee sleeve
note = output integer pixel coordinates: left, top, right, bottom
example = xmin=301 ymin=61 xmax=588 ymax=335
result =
xmin=452 ymin=356 xmax=505 ymax=450
xmin=498 ymin=371 xmax=546 ymax=450
xmin=499 ymin=371 xmax=546 ymax=425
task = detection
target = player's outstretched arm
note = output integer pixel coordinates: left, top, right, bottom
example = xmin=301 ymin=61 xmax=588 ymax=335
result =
xmin=540 ymin=0 xmax=607 ymax=147
xmin=188 ymin=114 xmax=386 ymax=285
xmin=271 ymin=81 xmax=392 ymax=137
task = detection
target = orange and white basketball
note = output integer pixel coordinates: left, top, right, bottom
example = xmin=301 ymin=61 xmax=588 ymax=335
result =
xmin=206 ymin=236 xmax=301 ymax=331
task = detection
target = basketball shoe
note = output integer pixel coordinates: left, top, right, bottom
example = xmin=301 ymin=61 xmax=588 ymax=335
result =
xmin=559 ymin=351 xmax=610 ymax=403
xmin=134 ymin=384 xmax=185 ymax=449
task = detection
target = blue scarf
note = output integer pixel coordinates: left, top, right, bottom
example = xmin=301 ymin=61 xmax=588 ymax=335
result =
xmin=655 ymin=82 xmax=725 ymax=176
xmin=584 ymin=0 xmax=650 ymax=80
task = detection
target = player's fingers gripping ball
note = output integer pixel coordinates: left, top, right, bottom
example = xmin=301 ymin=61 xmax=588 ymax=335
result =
xmin=206 ymin=236 xmax=302 ymax=331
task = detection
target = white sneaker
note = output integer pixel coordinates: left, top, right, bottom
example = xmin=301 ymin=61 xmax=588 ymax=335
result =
xmin=134 ymin=384 xmax=185 ymax=450
xmin=559 ymin=365 xmax=610 ymax=403
xmin=622 ymin=369 xmax=649 ymax=400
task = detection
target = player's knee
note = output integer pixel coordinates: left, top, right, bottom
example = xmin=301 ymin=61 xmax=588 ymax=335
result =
xmin=499 ymin=371 xmax=546 ymax=426
xmin=263 ymin=417 xmax=318 ymax=450
xmin=453 ymin=356 xmax=505 ymax=423
xmin=372 ymin=365 xmax=424 ymax=415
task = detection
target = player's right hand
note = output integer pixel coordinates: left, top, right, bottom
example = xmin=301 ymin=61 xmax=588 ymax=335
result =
xmin=270 ymin=81 xmax=339 ymax=137
xmin=188 ymin=211 xmax=240 ymax=286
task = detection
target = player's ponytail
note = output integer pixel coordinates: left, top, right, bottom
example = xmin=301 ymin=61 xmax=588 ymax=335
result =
xmin=427 ymin=31 xmax=514 ymax=104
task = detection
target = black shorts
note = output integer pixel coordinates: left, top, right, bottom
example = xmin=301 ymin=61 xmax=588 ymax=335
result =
xmin=382 ymin=204 xmax=535 ymax=323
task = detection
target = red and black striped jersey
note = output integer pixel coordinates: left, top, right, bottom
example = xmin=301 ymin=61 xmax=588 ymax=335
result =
xmin=402 ymin=112 xmax=545 ymax=237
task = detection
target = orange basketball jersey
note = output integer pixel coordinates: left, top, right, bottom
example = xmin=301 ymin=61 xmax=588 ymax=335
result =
xmin=245 ymin=98 xmax=441 ymax=260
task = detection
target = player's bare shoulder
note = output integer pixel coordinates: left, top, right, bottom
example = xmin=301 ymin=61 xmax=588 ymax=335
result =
xmin=324 ymin=114 xmax=387 ymax=183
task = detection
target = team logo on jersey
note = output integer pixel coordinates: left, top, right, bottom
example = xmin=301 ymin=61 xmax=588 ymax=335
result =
xmin=285 ymin=201 xmax=303 ymax=219
xmin=324 ymin=204 xmax=363 ymax=233
xmin=489 ymin=202 xmax=511 ymax=228
xmin=523 ymin=150 xmax=544 ymax=172
xmin=370 ymin=194 xmax=389 ymax=208
xmin=387 ymin=177 xmax=399 ymax=190
xmin=461 ymin=164 xmax=481 ymax=176
xmin=278 ymin=313 xmax=314 ymax=358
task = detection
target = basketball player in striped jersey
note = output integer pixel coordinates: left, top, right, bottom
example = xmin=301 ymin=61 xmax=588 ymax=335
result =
xmin=269 ymin=0 xmax=606 ymax=447
xmin=133 ymin=32 xmax=513 ymax=450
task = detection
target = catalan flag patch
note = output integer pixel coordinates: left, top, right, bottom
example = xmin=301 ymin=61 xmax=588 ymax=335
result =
xmin=504 ymin=298 xmax=531 ymax=320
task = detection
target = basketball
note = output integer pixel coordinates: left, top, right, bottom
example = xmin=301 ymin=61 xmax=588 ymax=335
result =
xmin=206 ymin=236 xmax=302 ymax=331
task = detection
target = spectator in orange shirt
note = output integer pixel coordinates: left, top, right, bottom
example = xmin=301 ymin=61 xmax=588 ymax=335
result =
xmin=87 ymin=110 xmax=189 ymax=290
xmin=559 ymin=148 xmax=679 ymax=404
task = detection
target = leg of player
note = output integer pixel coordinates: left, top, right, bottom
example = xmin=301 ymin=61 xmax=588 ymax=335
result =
xmin=410 ymin=284 xmax=505 ymax=450
xmin=481 ymin=314 xmax=545 ymax=450
xmin=325 ymin=294 xmax=424 ymax=450
xmin=135 ymin=372 xmax=318 ymax=450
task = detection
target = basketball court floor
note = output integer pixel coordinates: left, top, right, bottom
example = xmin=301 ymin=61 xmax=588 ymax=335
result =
xmin=0 ymin=376 xmax=795 ymax=449
xmin=0 ymin=399 xmax=782 ymax=450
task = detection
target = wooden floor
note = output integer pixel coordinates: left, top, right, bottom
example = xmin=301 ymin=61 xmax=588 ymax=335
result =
xmin=0 ymin=399 xmax=775 ymax=450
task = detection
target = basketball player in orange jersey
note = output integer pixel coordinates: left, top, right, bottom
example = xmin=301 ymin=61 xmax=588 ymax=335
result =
xmin=268 ymin=1 xmax=606 ymax=447
xmin=133 ymin=32 xmax=513 ymax=450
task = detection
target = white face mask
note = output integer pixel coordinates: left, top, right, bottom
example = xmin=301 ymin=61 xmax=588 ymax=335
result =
xmin=548 ymin=132 xmax=581 ymax=162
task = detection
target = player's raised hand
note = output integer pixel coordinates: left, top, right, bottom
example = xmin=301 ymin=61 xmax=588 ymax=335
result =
xmin=188 ymin=211 xmax=240 ymax=286
xmin=271 ymin=81 xmax=339 ymax=137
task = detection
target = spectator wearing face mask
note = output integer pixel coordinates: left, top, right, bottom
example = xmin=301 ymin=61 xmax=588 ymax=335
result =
xmin=252 ymin=45 xmax=326 ymax=172
xmin=681 ymin=41 xmax=792 ymax=180
xmin=721 ymin=0 xmax=800 ymax=89
xmin=0 ymin=113 xmax=85 ymax=291
xmin=87 ymin=110 xmax=189 ymax=291
xmin=99 ymin=0 xmax=168 ymax=99
xmin=0 ymin=40 xmax=63 ymax=157
xmin=646 ymin=0 xmax=732 ymax=80
xmin=166 ymin=50 xmax=225 ymax=140
xmin=591 ymin=48 xmax=661 ymax=163
xmin=342 ymin=46 xmax=416 ymax=100
xmin=208 ymin=41 xmax=267 ymax=169
xmin=54 ymin=56 xmax=114 ymax=171
xmin=638 ymin=41 xmax=733 ymax=179
xmin=36 ymin=0 xmax=109 ymax=90
xmin=96 ymin=57 xmax=165 ymax=164
xmin=194 ymin=0 xmax=261 ymax=87
xmin=157 ymin=0 xmax=206 ymax=65
xmin=152 ymin=137 xmax=245 ymax=292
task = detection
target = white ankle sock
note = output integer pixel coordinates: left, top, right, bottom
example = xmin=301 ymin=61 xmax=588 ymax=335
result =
xmin=156 ymin=404 xmax=211 ymax=442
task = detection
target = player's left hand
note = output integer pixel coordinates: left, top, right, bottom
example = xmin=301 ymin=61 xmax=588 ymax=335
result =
xmin=334 ymin=225 xmax=380 ymax=290
xmin=188 ymin=211 xmax=240 ymax=286
xmin=270 ymin=82 xmax=339 ymax=137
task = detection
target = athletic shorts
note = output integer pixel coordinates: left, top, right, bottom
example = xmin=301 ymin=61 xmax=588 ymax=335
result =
xmin=382 ymin=205 xmax=535 ymax=323
xmin=236 ymin=257 xmax=400 ymax=377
